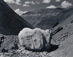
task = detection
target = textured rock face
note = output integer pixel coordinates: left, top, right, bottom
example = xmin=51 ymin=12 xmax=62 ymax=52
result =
xmin=18 ymin=28 xmax=51 ymax=51
xmin=0 ymin=0 xmax=33 ymax=35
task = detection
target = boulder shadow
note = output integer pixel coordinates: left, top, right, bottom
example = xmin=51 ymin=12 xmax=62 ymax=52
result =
xmin=25 ymin=44 xmax=59 ymax=52
xmin=47 ymin=44 xmax=59 ymax=52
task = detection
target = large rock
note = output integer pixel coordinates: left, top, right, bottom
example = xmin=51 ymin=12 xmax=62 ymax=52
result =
xmin=18 ymin=28 xmax=51 ymax=51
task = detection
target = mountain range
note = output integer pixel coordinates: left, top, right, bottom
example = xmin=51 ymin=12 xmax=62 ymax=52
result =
xmin=22 ymin=7 xmax=73 ymax=29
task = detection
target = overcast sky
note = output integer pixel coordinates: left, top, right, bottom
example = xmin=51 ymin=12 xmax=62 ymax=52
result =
xmin=4 ymin=0 xmax=73 ymax=15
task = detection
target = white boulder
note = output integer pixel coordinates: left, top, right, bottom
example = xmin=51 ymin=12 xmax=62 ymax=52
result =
xmin=18 ymin=28 xmax=51 ymax=51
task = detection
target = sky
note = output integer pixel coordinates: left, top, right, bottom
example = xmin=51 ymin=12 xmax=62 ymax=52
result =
xmin=3 ymin=0 xmax=73 ymax=15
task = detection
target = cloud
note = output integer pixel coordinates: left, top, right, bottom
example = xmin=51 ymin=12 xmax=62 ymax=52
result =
xmin=56 ymin=0 xmax=60 ymax=2
xmin=15 ymin=0 xmax=21 ymax=5
xmin=23 ymin=1 xmax=40 ymax=7
xmin=4 ymin=0 xmax=21 ymax=5
xmin=25 ymin=1 xmax=35 ymax=5
xmin=23 ymin=1 xmax=35 ymax=7
xmin=42 ymin=0 xmax=51 ymax=3
xmin=46 ymin=5 xmax=57 ymax=9
xmin=61 ymin=1 xmax=72 ymax=8
xmin=23 ymin=4 xmax=30 ymax=7
xmin=14 ymin=8 xmax=28 ymax=15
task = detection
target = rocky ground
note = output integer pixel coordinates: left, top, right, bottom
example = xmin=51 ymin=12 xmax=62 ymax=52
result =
xmin=0 ymin=34 xmax=51 ymax=57
xmin=0 ymin=0 xmax=73 ymax=57
xmin=0 ymin=23 xmax=73 ymax=57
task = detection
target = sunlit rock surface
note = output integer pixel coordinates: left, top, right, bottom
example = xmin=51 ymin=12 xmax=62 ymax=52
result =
xmin=18 ymin=28 xmax=51 ymax=51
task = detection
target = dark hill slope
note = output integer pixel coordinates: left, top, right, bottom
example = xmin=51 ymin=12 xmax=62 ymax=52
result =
xmin=0 ymin=0 xmax=33 ymax=35
xmin=22 ymin=7 xmax=73 ymax=29
xmin=35 ymin=7 xmax=73 ymax=29
xmin=54 ymin=12 xmax=73 ymax=30
xmin=22 ymin=8 xmax=64 ymax=28
xmin=51 ymin=10 xmax=73 ymax=45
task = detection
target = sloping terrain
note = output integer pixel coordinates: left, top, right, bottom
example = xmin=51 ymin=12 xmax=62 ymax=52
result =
xmin=51 ymin=9 xmax=73 ymax=45
xmin=0 ymin=0 xmax=33 ymax=35
xmin=52 ymin=23 xmax=73 ymax=44
xmin=50 ymin=34 xmax=73 ymax=57
xmin=22 ymin=7 xmax=73 ymax=29
xmin=35 ymin=8 xmax=73 ymax=29
xmin=21 ymin=7 xmax=73 ymax=57
xmin=1 ymin=23 xmax=73 ymax=57
xmin=54 ymin=13 xmax=73 ymax=30
xmin=22 ymin=8 xmax=64 ymax=28
xmin=1 ymin=14 xmax=73 ymax=57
